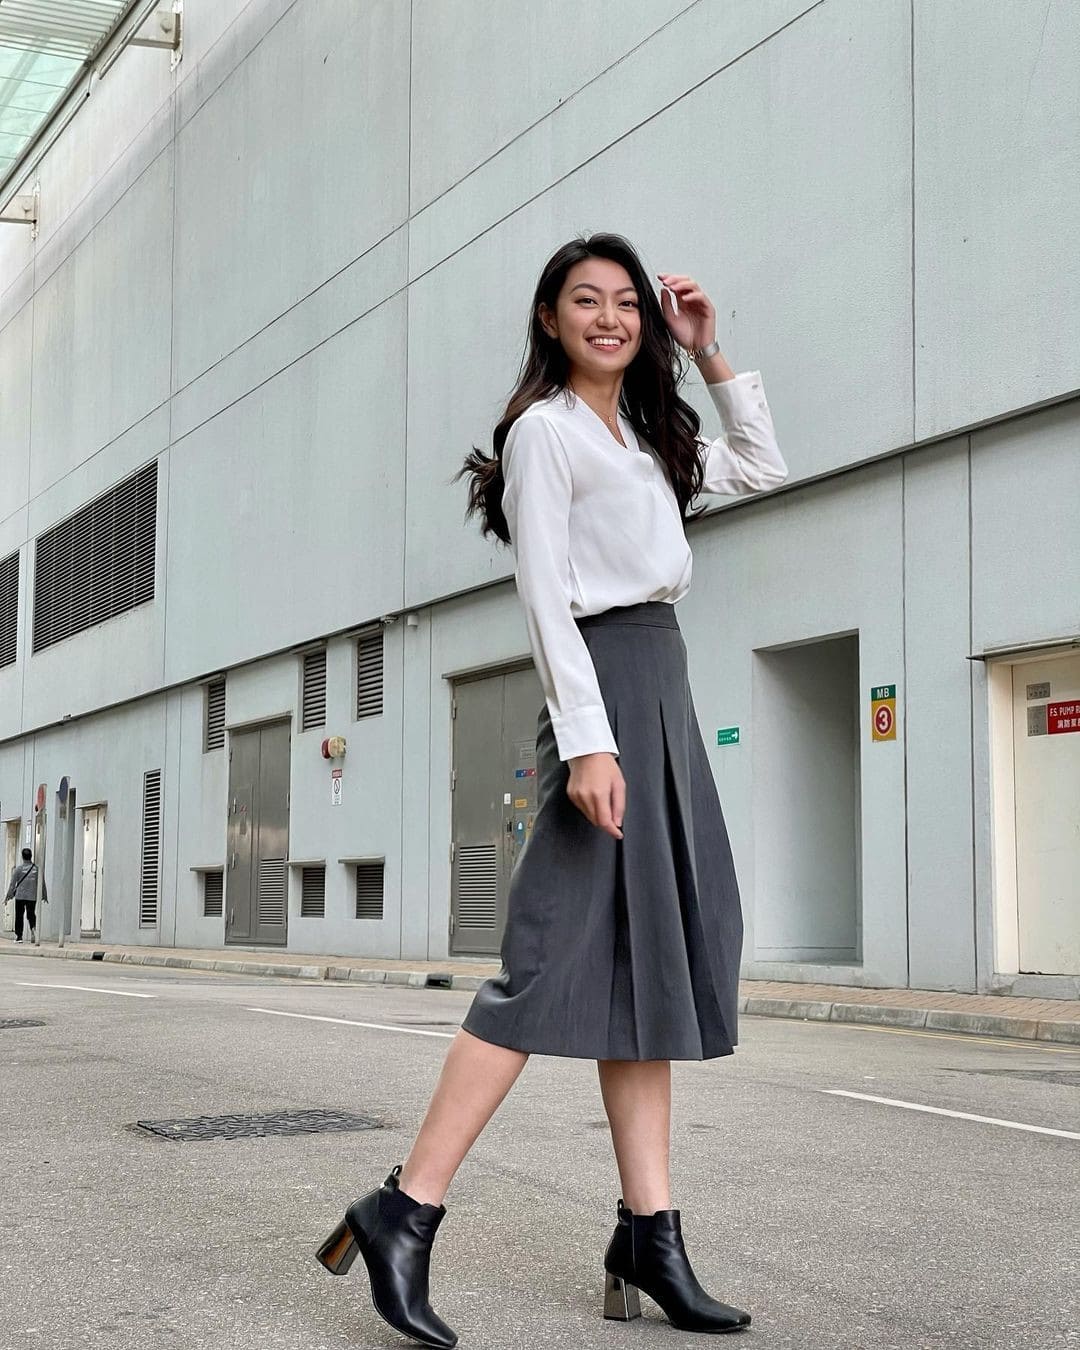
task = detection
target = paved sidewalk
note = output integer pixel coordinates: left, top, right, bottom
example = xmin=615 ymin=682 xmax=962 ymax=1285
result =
xmin=2 ymin=937 xmax=1078 ymax=1045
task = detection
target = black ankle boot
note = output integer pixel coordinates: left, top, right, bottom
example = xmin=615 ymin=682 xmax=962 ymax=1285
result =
xmin=603 ymin=1198 xmax=750 ymax=1333
xmin=316 ymin=1164 xmax=458 ymax=1349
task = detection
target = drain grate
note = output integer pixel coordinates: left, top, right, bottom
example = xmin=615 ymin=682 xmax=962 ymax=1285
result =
xmin=135 ymin=1107 xmax=380 ymax=1141
xmin=0 ymin=1018 xmax=45 ymax=1029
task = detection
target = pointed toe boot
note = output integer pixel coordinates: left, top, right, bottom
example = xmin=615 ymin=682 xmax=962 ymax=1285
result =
xmin=316 ymin=1164 xmax=458 ymax=1349
xmin=603 ymin=1198 xmax=750 ymax=1334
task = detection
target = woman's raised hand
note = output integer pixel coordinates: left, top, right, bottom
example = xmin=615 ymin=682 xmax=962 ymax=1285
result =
xmin=567 ymin=752 xmax=625 ymax=840
xmin=657 ymin=272 xmax=716 ymax=353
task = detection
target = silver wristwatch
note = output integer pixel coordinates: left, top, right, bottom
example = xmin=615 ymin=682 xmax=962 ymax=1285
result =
xmin=687 ymin=339 xmax=721 ymax=362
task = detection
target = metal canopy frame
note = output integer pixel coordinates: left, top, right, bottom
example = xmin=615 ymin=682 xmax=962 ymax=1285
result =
xmin=0 ymin=0 xmax=179 ymax=204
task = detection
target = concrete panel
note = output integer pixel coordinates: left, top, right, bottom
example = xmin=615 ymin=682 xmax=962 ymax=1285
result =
xmin=409 ymin=0 xmax=815 ymax=278
xmin=171 ymin=683 xmax=228 ymax=949
xmin=410 ymin=0 xmax=694 ymax=209
xmin=971 ymin=402 xmax=1080 ymax=653
xmin=0 ymin=247 xmax=33 ymax=333
xmin=29 ymin=152 xmax=173 ymax=490
xmin=171 ymin=0 xmax=409 ymax=388
xmin=914 ymin=1 xmax=1080 ymax=437
xmin=286 ymin=632 xmax=405 ymax=959
xmin=175 ymin=0 xmax=295 ymax=123
xmin=680 ymin=462 xmax=908 ymax=987
xmin=171 ymin=227 xmax=406 ymax=446
xmin=0 ymin=304 xmax=32 ymax=524
xmin=164 ymin=301 xmax=407 ymax=682
xmin=903 ymin=439 xmax=976 ymax=991
xmin=30 ymin=54 xmax=174 ymax=267
xmin=406 ymin=0 xmax=913 ymax=605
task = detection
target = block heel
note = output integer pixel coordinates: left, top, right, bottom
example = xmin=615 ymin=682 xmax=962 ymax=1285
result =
xmin=315 ymin=1218 xmax=359 ymax=1275
xmin=604 ymin=1271 xmax=642 ymax=1321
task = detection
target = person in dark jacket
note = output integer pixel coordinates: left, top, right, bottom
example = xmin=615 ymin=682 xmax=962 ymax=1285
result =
xmin=5 ymin=848 xmax=47 ymax=942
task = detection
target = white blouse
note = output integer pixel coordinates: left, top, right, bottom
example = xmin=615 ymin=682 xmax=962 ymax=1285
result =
xmin=501 ymin=370 xmax=788 ymax=762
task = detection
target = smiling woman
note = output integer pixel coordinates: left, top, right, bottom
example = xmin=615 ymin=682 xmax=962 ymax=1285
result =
xmin=315 ymin=232 xmax=787 ymax=1347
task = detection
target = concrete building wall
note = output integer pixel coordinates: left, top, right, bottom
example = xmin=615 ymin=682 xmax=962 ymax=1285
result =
xmin=1 ymin=1 xmax=1078 ymax=993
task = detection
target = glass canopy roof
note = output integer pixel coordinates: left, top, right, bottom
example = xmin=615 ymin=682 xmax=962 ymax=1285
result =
xmin=0 ymin=0 xmax=136 ymax=193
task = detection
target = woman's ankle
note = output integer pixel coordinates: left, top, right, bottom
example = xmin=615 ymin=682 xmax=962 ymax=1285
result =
xmin=396 ymin=1164 xmax=449 ymax=1208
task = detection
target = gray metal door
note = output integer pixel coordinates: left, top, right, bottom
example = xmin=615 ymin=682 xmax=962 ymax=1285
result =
xmin=226 ymin=720 xmax=290 ymax=946
xmin=450 ymin=666 xmax=544 ymax=955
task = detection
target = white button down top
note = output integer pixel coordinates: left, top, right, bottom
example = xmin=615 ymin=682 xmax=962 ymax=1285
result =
xmin=501 ymin=370 xmax=788 ymax=761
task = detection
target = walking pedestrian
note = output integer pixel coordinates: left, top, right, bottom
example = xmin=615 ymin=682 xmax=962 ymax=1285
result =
xmin=317 ymin=233 xmax=788 ymax=1346
xmin=6 ymin=847 xmax=47 ymax=943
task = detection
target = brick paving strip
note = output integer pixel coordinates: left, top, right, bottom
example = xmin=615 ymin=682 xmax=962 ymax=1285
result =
xmin=2 ymin=939 xmax=1078 ymax=1046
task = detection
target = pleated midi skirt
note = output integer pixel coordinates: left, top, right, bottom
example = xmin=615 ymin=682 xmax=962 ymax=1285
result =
xmin=461 ymin=600 xmax=743 ymax=1062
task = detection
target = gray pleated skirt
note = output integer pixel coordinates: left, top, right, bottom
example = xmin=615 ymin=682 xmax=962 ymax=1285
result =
xmin=461 ymin=600 xmax=743 ymax=1062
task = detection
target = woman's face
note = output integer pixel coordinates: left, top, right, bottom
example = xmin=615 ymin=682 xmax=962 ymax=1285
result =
xmin=539 ymin=256 xmax=643 ymax=380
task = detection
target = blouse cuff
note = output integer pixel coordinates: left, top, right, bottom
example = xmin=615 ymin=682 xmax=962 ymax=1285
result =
xmin=550 ymin=705 xmax=620 ymax=762
xmin=705 ymin=370 xmax=765 ymax=425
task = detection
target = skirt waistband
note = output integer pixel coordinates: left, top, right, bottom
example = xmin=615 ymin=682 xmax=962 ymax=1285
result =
xmin=574 ymin=600 xmax=680 ymax=630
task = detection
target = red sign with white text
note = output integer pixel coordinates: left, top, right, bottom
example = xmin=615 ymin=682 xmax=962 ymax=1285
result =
xmin=1047 ymin=701 xmax=1080 ymax=734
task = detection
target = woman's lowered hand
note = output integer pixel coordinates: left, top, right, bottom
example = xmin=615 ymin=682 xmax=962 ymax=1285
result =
xmin=567 ymin=752 xmax=625 ymax=840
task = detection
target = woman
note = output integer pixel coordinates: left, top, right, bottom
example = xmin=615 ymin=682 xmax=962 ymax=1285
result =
xmin=317 ymin=233 xmax=788 ymax=1347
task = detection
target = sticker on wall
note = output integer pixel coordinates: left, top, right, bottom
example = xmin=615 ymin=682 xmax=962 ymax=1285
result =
xmin=331 ymin=767 xmax=343 ymax=806
xmin=514 ymin=798 xmax=528 ymax=808
xmin=1026 ymin=681 xmax=1051 ymax=700
xmin=716 ymin=727 xmax=740 ymax=746
xmin=870 ymin=685 xmax=897 ymax=741
xmin=1047 ymin=701 xmax=1080 ymax=735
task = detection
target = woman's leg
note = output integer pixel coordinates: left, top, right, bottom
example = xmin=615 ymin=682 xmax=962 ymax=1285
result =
xmin=597 ymin=1059 xmax=671 ymax=1213
xmin=397 ymin=1028 xmax=529 ymax=1206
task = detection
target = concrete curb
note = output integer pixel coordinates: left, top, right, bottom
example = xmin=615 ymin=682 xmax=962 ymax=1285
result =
xmin=0 ymin=943 xmax=491 ymax=992
xmin=5 ymin=945 xmax=1078 ymax=1043
xmin=737 ymin=993 xmax=1080 ymax=1046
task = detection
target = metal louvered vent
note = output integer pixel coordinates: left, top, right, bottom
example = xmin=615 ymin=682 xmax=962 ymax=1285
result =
xmin=257 ymin=858 xmax=287 ymax=926
xmin=300 ymin=865 xmax=325 ymax=918
xmin=356 ymin=628 xmax=384 ymax=718
xmin=301 ymin=649 xmax=326 ymax=730
xmin=140 ymin=769 xmax=162 ymax=927
xmin=0 ymin=551 xmax=17 ymax=668
xmin=355 ymin=862 xmax=384 ymax=920
xmin=33 ymin=460 xmax=157 ymax=653
xmin=455 ymin=845 xmax=498 ymax=929
xmin=205 ymin=679 xmax=226 ymax=750
xmin=203 ymin=870 xmax=224 ymax=917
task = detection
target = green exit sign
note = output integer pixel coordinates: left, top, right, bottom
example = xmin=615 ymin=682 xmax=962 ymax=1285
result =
xmin=716 ymin=727 xmax=740 ymax=746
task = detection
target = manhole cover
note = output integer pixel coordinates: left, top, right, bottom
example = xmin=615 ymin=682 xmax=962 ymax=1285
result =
xmin=0 ymin=1018 xmax=45 ymax=1029
xmin=135 ymin=1108 xmax=380 ymax=1141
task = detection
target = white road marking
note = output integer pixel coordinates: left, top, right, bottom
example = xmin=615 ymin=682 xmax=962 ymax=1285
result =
xmin=15 ymin=982 xmax=156 ymax=999
xmin=823 ymin=1090 xmax=1080 ymax=1140
xmin=247 ymin=1007 xmax=456 ymax=1038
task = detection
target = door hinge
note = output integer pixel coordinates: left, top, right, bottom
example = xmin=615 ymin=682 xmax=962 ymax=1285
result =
xmin=451 ymin=699 xmax=457 ymax=720
xmin=450 ymin=769 xmax=457 ymax=791
xmin=450 ymin=840 xmax=455 ymax=864
xmin=449 ymin=910 xmax=455 ymax=935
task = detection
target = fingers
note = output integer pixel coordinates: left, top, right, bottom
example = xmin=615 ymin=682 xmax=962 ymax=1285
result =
xmin=568 ymin=768 xmax=626 ymax=840
xmin=612 ymin=774 xmax=626 ymax=833
xmin=658 ymin=274 xmax=712 ymax=307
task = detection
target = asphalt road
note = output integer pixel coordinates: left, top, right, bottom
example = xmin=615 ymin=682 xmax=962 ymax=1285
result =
xmin=1 ymin=953 xmax=1077 ymax=1350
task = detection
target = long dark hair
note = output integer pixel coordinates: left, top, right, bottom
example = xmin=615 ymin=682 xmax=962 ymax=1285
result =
xmin=455 ymin=233 xmax=707 ymax=545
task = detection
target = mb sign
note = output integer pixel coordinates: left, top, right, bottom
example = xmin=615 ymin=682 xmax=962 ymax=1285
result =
xmin=870 ymin=685 xmax=897 ymax=742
